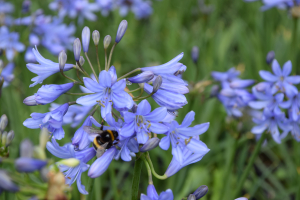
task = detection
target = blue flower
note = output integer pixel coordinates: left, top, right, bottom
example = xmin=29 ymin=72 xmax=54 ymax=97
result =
xmin=121 ymin=99 xmax=169 ymax=144
xmin=128 ymin=71 xmax=154 ymax=83
xmin=0 ymin=170 xmax=19 ymax=193
xmin=46 ymin=138 xmax=96 ymax=194
xmin=117 ymin=0 xmax=153 ymax=19
xmin=0 ymin=62 xmax=14 ymax=88
xmin=76 ymin=66 xmax=134 ymax=119
xmin=72 ymin=116 xmax=92 ymax=151
xmin=23 ymin=103 xmax=69 ymax=140
xmin=141 ymin=184 xmax=174 ymax=200
xmin=23 ymin=83 xmax=74 ymax=106
xmin=0 ymin=26 xmax=25 ymax=61
xmin=259 ymin=60 xmax=300 ymax=97
xmin=164 ymin=146 xmax=208 ymax=177
xmin=0 ymin=1 xmax=14 ymax=14
xmin=248 ymin=91 xmax=286 ymax=111
xmin=211 ymin=68 xmax=240 ymax=82
xmin=245 ymin=0 xmax=300 ymax=11
xmin=159 ymin=111 xmax=210 ymax=164
xmin=50 ymin=103 xmax=93 ymax=128
xmin=15 ymin=158 xmax=47 ymax=172
xmin=96 ymin=0 xmax=114 ymax=16
xmin=251 ymin=107 xmax=291 ymax=143
xmin=26 ymin=47 xmax=73 ymax=87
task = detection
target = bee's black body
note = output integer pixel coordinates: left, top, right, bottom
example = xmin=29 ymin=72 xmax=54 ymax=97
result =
xmin=92 ymin=130 xmax=119 ymax=150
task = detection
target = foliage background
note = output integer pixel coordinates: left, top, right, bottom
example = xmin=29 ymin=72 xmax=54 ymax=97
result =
xmin=1 ymin=0 xmax=299 ymax=199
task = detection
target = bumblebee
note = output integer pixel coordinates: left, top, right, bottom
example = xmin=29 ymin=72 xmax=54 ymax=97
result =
xmin=83 ymin=125 xmax=119 ymax=158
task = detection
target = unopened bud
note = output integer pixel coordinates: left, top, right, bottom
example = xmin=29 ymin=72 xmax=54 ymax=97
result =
xmin=6 ymin=130 xmax=14 ymax=147
xmin=115 ymin=20 xmax=128 ymax=43
xmin=73 ymin=38 xmax=81 ymax=62
xmin=79 ymin=56 xmax=85 ymax=66
xmin=92 ymin=30 xmax=100 ymax=46
xmin=58 ymin=50 xmax=67 ymax=70
xmin=187 ymin=194 xmax=196 ymax=200
xmin=15 ymin=157 xmax=47 ymax=172
xmin=193 ymin=185 xmax=208 ymax=199
xmin=131 ymin=104 xmax=138 ymax=113
xmin=22 ymin=0 xmax=31 ymax=13
xmin=140 ymin=137 xmax=160 ymax=152
xmin=210 ymin=85 xmax=219 ymax=97
xmin=82 ymin=26 xmax=90 ymax=53
xmin=58 ymin=158 xmax=80 ymax=167
xmin=20 ymin=139 xmax=33 ymax=158
xmin=103 ymin=35 xmax=111 ymax=49
xmin=266 ymin=51 xmax=275 ymax=65
xmin=128 ymin=71 xmax=154 ymax=83
xmin=191 ymin=46 xmax=199 ymax=64
xmin=33 ymin=146 xmax=46 ymax=160
xmin=0 ymin=114 xmax=8 ymax=132
xmin=39 ymin=128 xmax=49 ymax=150
xmin=23 ymin=95 xmax=37 ymax=106
xmin=1 ymin=131 xmax=7 ymax=147
xmin=152 ymin=76 xmax=162 ymax=93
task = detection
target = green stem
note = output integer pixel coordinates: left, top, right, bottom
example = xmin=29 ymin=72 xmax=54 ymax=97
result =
xmin=134 ymin=92 xmax=153 ymax=101
xmin=131 ymin=153 xmax=143 ymax=200
xmin=142 ymin=155 xmax=153 ymax=184
xmin=60 ymin=69 xmax=77 ymax=83
xmin=233 ymin=132 xmax=267 ymax=198
xmin=105 ymin=49 xmax=108 ymax=70
xmin=109 ymin=162 xmax=119 ymax=199
xmin=85 ymin=52 xmax=99 ymax=82
xmin=87 ymin=179 xmax=95 ymax=199
xmin=117 ymin=68 xmax=141 ymax=81
xmin=76 ymin=61 xmax=91 ymax=78
xmin=107 ymin=43 xmax=116 ymax=71
xmin=127 ymin=88 xmax=141 ymax=93
xmin=145 ymin=152 xmax=167 ymax=180
xmin=76 ymin=68 xmax=84 ymax=83
xmin=95 ymin=45 xmax=101 ymax=73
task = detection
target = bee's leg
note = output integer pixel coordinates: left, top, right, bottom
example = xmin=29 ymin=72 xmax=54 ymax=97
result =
xmin=100 ymin=120 xmax=104 ymax=131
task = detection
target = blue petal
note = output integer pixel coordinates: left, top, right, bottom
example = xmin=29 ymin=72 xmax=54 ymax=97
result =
xmin=52 ymin=127 xmax=65 ymax=140
xmin=159 ymin=135 xmax=170 ymax=150
xmin=144 ymin=107 xmax=167 ymax=122
xmin=76 ymin=93 xmax=102 ymax=106
xmin=179 ymin=111 xmax=195 ymax=128
xmin=23 ymin=118 xmax=42 ymax=129
xmin=83 ymin=77 xmax=104 ymax=93
xmin=259 ymin=71 xmax=278 ymax=82
xmin=177 ymin=122 xmax=210 ymax=136
xmin=158 ymin=189 xmax=174 ymax=200
xmin=99 ymin=70 xmax=111 ymax=88
xmin=120 ymin=121 xmax=135 ymax=137
xmin=282 ymin=61 xmax=292 ymax=76
xmin=172 ymin=145 xmax=183 ymax=164
xmin=147 ymin=184 xmax=159 ymax=199
xmin=230 ymin=79 xmax=255 ymax=88
xmin=186 ymin=139 xmax=210 ymax=154
xmin=137 ymin=100 xmax=151 ymax=116
xmin=272 ymin=60 xmax=282 ymax=76
xmin=149 ymin=122 xmax=169 ymax=134
xmin=109 ymin=66 xmax=117 ymax=84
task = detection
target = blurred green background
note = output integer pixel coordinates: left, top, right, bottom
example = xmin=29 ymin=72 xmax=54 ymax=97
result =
xmin=1 ymin=0 xmax=300 ymax=199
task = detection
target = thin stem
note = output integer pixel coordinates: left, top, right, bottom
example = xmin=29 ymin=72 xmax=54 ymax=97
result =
xmin=87 ymin=157 xmax=97 ymax=200
xmin=76 ymin=61 xmax=90 ymax=78
xmin=134 ymin=92 xmax=153 ymax=101
xmin=233 ymin=132 xmax=267 ymax=198
xmin=127 ymin=88 xmax=141 ymax=93
xmin=76 ymin=68 xmax=84 ymax=83
xmin=89 ymin=105 xmax=99 ymax=116
xmin=95 ymin=46 xmax=101 ymax=73
xmin=131 ymin=153 xmax=143 ymax=200
xmin=134 ymin=88 xmax=144 ymax=99
xmin=145 ymin=152 xmax=167 ymax=180
xmin=60 ymin=69 xmax=77 ymax=82
xmin=142 ymin=155 xmax=153 ymax=184
xmin=117 ymin=68 xmax=141 ymax=82
xmin=68 ymin=101 xmax=77 ymax=106
xmin=107 ymin=42 xmax=116 ymax=71
xmin=65 ymin=92 xmax=94 ymax=96
xmin=105 ymin=49 xmax=108 ymax=71
xmin=85 ymin=52 xmax=99 ymax=82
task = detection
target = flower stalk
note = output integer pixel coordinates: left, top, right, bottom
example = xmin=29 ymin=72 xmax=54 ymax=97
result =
xmin=131 ymin=153 xmax=143 ymax=200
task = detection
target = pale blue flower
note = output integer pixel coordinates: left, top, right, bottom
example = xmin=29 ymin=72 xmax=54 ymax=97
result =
xmin=15 ymin=158 xmax=47 ymax=172
xmin=0 ymin=62 xmax=14 ymax=88
xmin=141 ymin=184 xmax=173 ymax=200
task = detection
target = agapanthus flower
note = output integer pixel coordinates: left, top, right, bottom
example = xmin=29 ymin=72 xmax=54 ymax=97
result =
xmin=0 ymin=170 xmax=19 ymax=193
xmin=141 ymin=184 xmax=174 ymax=200
xmin=23 ymin=103 xmax=69 ymax=140
xmin=245 ymin=0 xmax=300 ymax=11
xmin=76 ymin=66 xmax=134 ymax=119
xmin=46 ymin=138 xmax=96 ymax=194
xmin=117 ymin=0 xmax=153 ymax=19
xmin=23 ymin=83 xmax=74 ymax=106
xmin=96 ymin=0 xmax=114 ymax=16
xmin=0 ymin=62 xmax=14 ymax=88
xmin=72 ymin=116 xmax=92 ymax=150
xmin=211 ymin=68 xmax=255 ymax=117
xmin=0 ymin=26 xmax=25 ymax=61
xmin=26 ymin=47 xmax=73 ymax=87
xmin=0 ymin=0 xmax=14 ymax=14
xmin=121 ymin=99 xmax=168 ymax=144
xmin=49 ymin=0 xmax=100 ymax=24
xmin=15 ymin=158 xmax=47 ymax=172
xmin=159 ymin=111 xmax=210 ymax=164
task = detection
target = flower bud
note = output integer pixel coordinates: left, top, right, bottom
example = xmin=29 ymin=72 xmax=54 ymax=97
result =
xmin=39 ymin=128 xmax=49 ymax=150
xmin=140 ymin=137 xmax=160 ymax=152
xmin=210 ymin=85 xmax=219 ymax=97
xmin=152 ymin=76 xmax=162 ymax=93
xmin=33 ymin=146 xmax=46 ymax=160
xmin=193 ymin=185 xmax=208 ymax=199
xmin=191 ymin=46 xmax=199 ymax=64
xmin=115 ymin=20 xmax=128 ymax=43
xmin=58 ymin=158 xmax=80 ymax=167
xmin=6 ymin=130 xmax=14 ymax=147
xmin=103 ymin=35 xmax=111 ymax=49
xmin=73 ymin=38 xmax=81 ymax=62
xmin=82 ymin=26 xmax=90 ymax=53
xmin=0 ymin=114 xmax=8 ymax=132
xmin=20 ymin=139 xmax=33 ymax=158
xmin=22 ymin=0 xmax=31 ymax=13
xmin=0 ymin=170 xmax=19 ymax=192
xmin=58 ymin=50 xmax=67 ymax=70
xmin=15 ymin=157 xmax=47 ymax=172
xmin=266 ymin=51 xmax=275 ymax=65
xmin=79 ymin=56 xmax=85 ymax=66
xmin=131 ymin=104 xmax=138 ymax=113
xmin=128 ymin=71 xmax=154 ymax=83
xmin=23 ymin=95 xmax=37 ymax=106
xmin=92 ymin=30 xmax=100 ymax=46
xmin=187 ymin=194 xmax=196 ymax=200
xmin=1 ymin=131 xmax=7 ymax=147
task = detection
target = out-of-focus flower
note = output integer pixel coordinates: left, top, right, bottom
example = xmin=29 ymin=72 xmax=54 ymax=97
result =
xmin=193 ymin=185 xmax=208 ymax=199
xmin=0 ymin=26 xmax=25 ymax=61
xmin=0 ymin=170 xmax=19 ymax=192
xmin=15 ymin=157 xmax=47 ymax=172
xmin=72 ymin=116 xmax=92 ymax=150
xmin=76 ymin=66 xmax=133 ymax=118
xmin=23 ymin=103 xmax=69 ymax=140
xmin=117 ymin=0 xmax=153 ymax=19
xmin=0 ymin=62 xmax=14 ymax=88
xmin=0 ymin=1 xmax=14 ymax=14
xmin=245 ymin=0 xmax=300 ymax=11
xmin=23 ymin=83 xmax=74 ymax=106
xmin=26 ymin=47 xmax=73 ymax=87
xmin=140 ymin=184 xmax=173 ymax=200
xmin=46 ymin=138 xmax=95 ymax=194
xmin=96 ymin=0 xmax=114 ymax=16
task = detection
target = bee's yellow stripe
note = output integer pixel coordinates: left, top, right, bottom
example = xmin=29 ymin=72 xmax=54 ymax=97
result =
xmin=93 ymin=137 xmax=101 ymax=149
xmin=107 ymin=130 xmax=114 ymax=141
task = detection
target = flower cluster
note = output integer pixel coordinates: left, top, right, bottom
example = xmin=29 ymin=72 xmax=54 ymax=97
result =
xmin=249 ymin=58 xmax=300 ymax=143
xmin=245 ymin=0 xmax=300 ymax=12
xmin=211 ymin=68 xmax=255 ymax=118
xmin=22 ymin=20 xmax=210 ymax=195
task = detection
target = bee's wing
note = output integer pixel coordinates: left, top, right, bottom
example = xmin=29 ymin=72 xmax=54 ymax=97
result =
xmin=83 ymin=126 xmax=103 ymax=138
xmin=96 ymin=142 xmax=109 ymax=158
